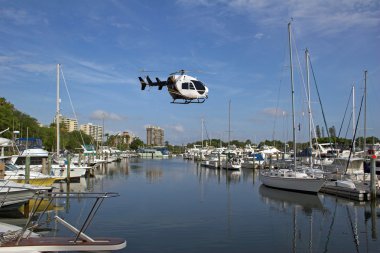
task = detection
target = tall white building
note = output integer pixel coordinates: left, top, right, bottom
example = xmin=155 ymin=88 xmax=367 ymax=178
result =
xmin=80 ymin=123 xmax=103 ymax=142
xmin=146 ymin=126 xmax=164 ymax=146
xmin=54 ymin=115 xmax=78 ymax=132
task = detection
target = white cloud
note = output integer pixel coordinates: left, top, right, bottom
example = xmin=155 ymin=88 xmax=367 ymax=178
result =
xmin=166 ymin=124 xmax=185 ymax=133
xmin=0 ymin=8 xmax=47 ymax=26
xmin=262 ymin=107 xmax=288 ymax=117
xmin=254 ymin=33 xmax=264 ymax=39
xmin=178 ymin=0 xmax=380 ymax=36
xmin=90 ymin=110 xmax=124 ymax=121
xmin=18 ymin=63 xmax=55 ymax=73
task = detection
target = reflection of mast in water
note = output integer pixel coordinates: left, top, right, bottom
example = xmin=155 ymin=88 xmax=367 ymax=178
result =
xmin=292 ymin=206 xmax=297 ymax=253
xmin=346 ymin=206 xmax=360 ymax=252
xmin=226 ymin=176 xmax=232 ymax=236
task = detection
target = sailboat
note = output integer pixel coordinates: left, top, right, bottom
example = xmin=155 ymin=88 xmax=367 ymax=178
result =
xmin=53 ymin=64 xmax=87 ymax=180
xmin=260 ymin=22 xmax=325 ymax=194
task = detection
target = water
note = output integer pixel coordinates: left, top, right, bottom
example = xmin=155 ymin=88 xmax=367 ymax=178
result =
xmin=4 ymin=158 xmax=380 ymax=252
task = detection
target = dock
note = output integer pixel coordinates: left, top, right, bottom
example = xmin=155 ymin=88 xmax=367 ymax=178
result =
xmin=320 ymin=181 xmax=379 ymax=201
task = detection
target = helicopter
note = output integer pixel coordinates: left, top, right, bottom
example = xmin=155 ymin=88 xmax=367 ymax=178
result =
xmin=138 ymin=70 xmax=209 ymax=104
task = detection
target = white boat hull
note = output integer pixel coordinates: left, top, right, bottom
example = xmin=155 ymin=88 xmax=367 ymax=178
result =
xmin=260 ymin=172 xmax=325 ymax=193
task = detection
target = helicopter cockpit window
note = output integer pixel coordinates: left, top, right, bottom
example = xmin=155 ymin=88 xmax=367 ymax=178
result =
xmin=189 ymin=83 xmax=195 ymax=90
xmin=182 ymin=83 xmax=189 ymax=89
xmin=192 ymin=81 xmax=205 ymax=91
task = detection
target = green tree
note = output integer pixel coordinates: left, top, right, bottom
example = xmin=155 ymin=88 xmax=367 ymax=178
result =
xmin=130 ymin=138 xmax=144 ymax=150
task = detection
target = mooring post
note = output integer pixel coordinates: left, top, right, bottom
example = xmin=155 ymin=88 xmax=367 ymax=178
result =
xmin=252 ymin=153 xmax=256 ymax=170
xmin=370 ymin=154 xmax=377 ymax=199
xmin=25 ymin=156 xmax=30 ymax=184
xmin=218 ymin=153 xmax=221 ymax=169
xmin=0 ymin=162 xmax=4 ymax=179
xmin=66 ymin=155 xmax=71 ymax=183
xmin=48 ymin=154 xmax=52 ymax=176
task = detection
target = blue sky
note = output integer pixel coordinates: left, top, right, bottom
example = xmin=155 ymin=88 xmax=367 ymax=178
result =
xmin=1 ymin=0 xmax=379 ymax=145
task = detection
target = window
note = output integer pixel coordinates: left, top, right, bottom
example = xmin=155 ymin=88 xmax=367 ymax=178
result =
xmin=192 ymin=80 xmax=205 ymax=91
xmin=182 ymin=83 xmax=189 ymax=89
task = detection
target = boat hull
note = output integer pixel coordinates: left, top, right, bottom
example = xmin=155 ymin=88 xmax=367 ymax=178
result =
xmin=0 ymin=237 xmax=126 ymax=252
xmin=260 ymin=173 xmax=325 ymax=193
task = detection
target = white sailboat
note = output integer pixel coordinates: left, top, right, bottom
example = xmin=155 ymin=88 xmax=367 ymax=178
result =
xmin=260 ymin=22 xmax=325 ymax=194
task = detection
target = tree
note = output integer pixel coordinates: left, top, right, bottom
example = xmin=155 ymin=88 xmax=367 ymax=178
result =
xmin=130 ymin=138 xmax=144 ymax=150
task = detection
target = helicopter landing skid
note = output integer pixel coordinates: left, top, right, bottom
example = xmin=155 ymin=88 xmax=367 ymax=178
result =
xmin=171 ymin=98 xmax=206 ymax=104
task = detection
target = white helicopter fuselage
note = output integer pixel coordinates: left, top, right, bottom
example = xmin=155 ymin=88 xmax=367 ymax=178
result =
xmin=168 ymin=74 xmax=208 ymax=100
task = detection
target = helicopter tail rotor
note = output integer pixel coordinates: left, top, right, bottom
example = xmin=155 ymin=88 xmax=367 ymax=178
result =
xmin=138 ymin=77 xmax=147 ymax=90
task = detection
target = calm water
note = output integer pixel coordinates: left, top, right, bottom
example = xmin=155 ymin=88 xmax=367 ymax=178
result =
xmin=3 ymin=158 xmax=380 ymax=252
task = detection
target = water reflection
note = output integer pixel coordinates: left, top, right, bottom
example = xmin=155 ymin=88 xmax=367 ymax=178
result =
xmin=259 ymin=185 xmax=324 ymax=214
xmin=1 ymin=158 xmax=378 ymax=253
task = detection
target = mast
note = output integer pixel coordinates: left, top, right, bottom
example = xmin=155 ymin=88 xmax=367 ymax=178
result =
xmin=352 ymin=84 xmax=355 ymax=154
xmin=56 ymin=64 xmax=60 ymax=157
xmin=363 ymin=70 xmax=367 ymax=155
xmin=201 ymin=118 xmax=204 ymax=148
xmin=228 ymin=99 xmax=231 ymax=147
xmin=305 ymin=49 xmax=313 ymax=167
xmin=288 ymin=22 xmax=297 ymax=168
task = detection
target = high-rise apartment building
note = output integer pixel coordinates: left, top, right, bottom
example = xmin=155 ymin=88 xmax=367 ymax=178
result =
xmin=54 ymin=115 xmax=78 ymax=132
xmin=80 ymin=123 xmax=103 ymax=142
xmin=146 ymin=126 xmax=164 ymax=146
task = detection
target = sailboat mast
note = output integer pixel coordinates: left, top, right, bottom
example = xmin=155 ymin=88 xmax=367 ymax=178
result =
xmin=363 ymin=70 xmax=367 ymax=155
xmin=288 ymin=22 xmax=297 ymax=168
xmin=352 ymin=84 xmax=355 ymax=153
xmin=56 ymin=63 xmax=60 ymax=157
xmin=305 ymin=49 xmax=313 ymax=167
xmin=228 ymin=99 xmax=231 ymax=147
xmin=201 ymin=118 xmax=204 ymax=148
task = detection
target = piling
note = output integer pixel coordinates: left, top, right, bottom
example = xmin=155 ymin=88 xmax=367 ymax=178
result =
xmin=66 ymin=155 xmax=71 ymax=183
xmin=218 ymin=153 xmax=221 ymax=169
xmin=25 ymin=156 xmax=30 ymax=184
xmin=41 ymin=158 xmax=47 ymax=175
xmin=370 ymin=155 xmax=377 ymax=199
xmin=252 ymin=154 xmax=256 ymax=170
xmin=0 ymin=162 xmax=4 ymax=179
xmin=48 ymin=154 xmax=52 ymax=175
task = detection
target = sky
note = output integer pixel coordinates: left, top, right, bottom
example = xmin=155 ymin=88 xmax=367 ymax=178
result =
xmin=0 ymin=0 xmax=379 ymax=145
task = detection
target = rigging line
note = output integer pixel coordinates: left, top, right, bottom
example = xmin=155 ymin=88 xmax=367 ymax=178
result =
xmin=272 ymin=34 xmax=288 ymax=143
xmin=203 ymin=120 xmax=210 ymax=143
xmin=309 ymin=57 xmax=333 ymax=149
xmin=337 ymin=89 xmax=353 ymax=139
xmin=344 ymin=91 xmax=364 ymax=175
xmin=59 ymin=66 xmax=85 ymax=146
xmin=344 ymin=112 xmax=353 ymax=140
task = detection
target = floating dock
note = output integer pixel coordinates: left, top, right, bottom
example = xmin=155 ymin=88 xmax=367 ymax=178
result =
xmin=320 ymin=181 xmax=379 ymax=201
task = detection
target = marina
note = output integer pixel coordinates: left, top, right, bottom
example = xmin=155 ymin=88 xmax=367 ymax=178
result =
xmin=0 ymin=157 xmax=378 ymax=252
xmin=0 ymin=1 xmax=379 ymax=252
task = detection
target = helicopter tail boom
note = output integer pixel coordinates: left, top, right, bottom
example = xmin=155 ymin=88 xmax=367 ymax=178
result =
xmin=138 ymin=76 xmax=167 ymax=90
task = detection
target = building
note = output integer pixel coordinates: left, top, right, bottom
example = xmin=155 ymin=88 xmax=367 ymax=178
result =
xmin=80 ymin=123 xmax=103 ymax=142
xmin=146 ymin=126 xmax=164 ymax=146
xmin=54 ymin=115 xmax=78 ymax=132
xmin=110 ymin=131 xmax=135 ymax=147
